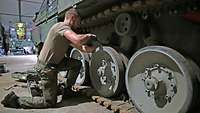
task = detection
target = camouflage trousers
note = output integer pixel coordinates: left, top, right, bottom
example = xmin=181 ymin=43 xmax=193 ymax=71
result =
xmin=17 ymin=57 xmax=82 ymax=108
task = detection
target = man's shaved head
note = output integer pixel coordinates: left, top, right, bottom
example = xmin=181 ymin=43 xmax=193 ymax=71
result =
xmin=65 ymin=8 xmax=79 ymax=18
xmin=64 ymin=8 xmax=80 ymax=29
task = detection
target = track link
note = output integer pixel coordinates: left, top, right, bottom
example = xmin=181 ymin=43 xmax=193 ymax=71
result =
xmin=79 ymin=86 xmax=200 ymax=113
xmin=79 ymin=0 xmax=200 ymax=30
xmin=77 ymin=1 xmax=200 ymax=112
xmin=79 ymin=87 xmax=138 ymax=113
xmin=91 ymin=96 xmax=137 ymax=113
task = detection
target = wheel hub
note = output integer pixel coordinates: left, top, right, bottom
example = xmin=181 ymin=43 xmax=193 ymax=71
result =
xmin=97 ymin=60 xmax=108 ymax=85
xmin=141 ymin=64 xmax=177 ymax=108
xmin=114 ymin=13 xmax=138 ymax=36
xmin=144 ymin=76 xmax=158 ymax=91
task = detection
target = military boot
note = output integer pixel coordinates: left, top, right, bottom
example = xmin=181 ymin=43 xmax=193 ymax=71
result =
xmin=1 ymin=91 xmax=20 ymax=108
xmin=16 ymin=69 xmax=58 ymax=108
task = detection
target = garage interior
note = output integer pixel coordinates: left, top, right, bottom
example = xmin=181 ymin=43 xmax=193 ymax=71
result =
xmin=1 ymin=0 xmax=200 ymax=113
xmin=0 ymin=0 xmax=112 ymax=113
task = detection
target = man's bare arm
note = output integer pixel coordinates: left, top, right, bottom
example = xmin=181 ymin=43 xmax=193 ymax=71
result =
xmin=63 ymin=30 xmax=96 ymax=53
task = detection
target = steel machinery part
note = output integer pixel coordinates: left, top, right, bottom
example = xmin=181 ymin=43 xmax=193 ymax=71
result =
xmin=90 ymin=46 xmax=125 ymax=97
xmin=114 ymin=13 xmax=145 ymax=56
xmin=78 ymin=0 xmax=200 ymax=35
xmin=0 ymin=63 xmax=8 ymax=73
xmin=114 ymin=13 xmax=139 ymax=36
xmin=125 ymin=46 xmax=200 ymax=113
xmin=70 ymin=48 xmax=90 ymax=85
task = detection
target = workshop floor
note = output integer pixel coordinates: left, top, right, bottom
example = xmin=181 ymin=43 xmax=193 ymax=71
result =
xmin=0 ymin=55 xmax=112 ymax=113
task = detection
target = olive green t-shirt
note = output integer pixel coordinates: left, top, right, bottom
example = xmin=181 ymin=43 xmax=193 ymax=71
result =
xmin=38 ymin=22 xmax=71 ymax=65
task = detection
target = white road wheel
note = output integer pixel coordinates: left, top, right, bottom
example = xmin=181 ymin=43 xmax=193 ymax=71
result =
xmin=126 ymin=46 xmax=200 ymax=113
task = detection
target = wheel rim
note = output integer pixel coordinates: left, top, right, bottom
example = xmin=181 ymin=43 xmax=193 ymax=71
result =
xmin=126 ymin=46 xmax=194 ymax=113
xmin=70 ymin=48 xmax=89 ymax=85
xmin=90 ymin=46 xmax=124 ymax=97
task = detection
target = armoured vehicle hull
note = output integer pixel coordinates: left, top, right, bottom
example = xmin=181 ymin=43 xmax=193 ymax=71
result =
xmin=32 ymin=0 xmax=200 ymax=113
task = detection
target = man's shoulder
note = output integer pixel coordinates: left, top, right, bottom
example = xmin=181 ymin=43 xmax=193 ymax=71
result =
xmin=53 ymin=22 xmax=64 ymax=27
xmin=53 ymin=22 xmax=70 ymax=29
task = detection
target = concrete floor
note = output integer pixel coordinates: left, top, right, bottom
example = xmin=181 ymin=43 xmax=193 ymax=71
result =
xmin=0 ymin=55 xmax=112 ymax=113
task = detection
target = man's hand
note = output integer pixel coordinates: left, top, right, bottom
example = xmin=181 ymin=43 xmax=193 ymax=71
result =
xmin=85 ymin=34 xmax=96 ymax=38
xmin=64 ymin=30 xmax=97 ymax=52
xmin=79 ymin=33 xmax=97 ymax=53
xmin=81 ymin=45 xmax=97 ymax=53
xmin=71 ymin=84 xmax=91 ymax=92
xmin=79 ymin=33 xmax=96 ymax=45
xmin=71 ymin=84 xmax=80 ymax=92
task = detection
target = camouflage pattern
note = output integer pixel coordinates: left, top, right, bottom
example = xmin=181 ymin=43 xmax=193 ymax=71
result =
xmin=15 ymin=57 xmax=81 ymax=108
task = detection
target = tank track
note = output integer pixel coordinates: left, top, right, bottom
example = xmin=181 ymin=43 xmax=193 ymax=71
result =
xmin=79 ymin=87 xmax=200 ymax=113
xmin=77 ymin=1 xmax=200 ymax=113
xmin=92 ymin=96 xmax=137 ymax=113
xmin=79 ymin=87 xmax=138 ymax=113
xmin=79 ymin=0 xmax=200 ymax=31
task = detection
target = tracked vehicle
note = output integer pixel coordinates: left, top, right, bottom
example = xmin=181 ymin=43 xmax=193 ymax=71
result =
xmin=32 ymin=0 xmax=200 ymax=113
